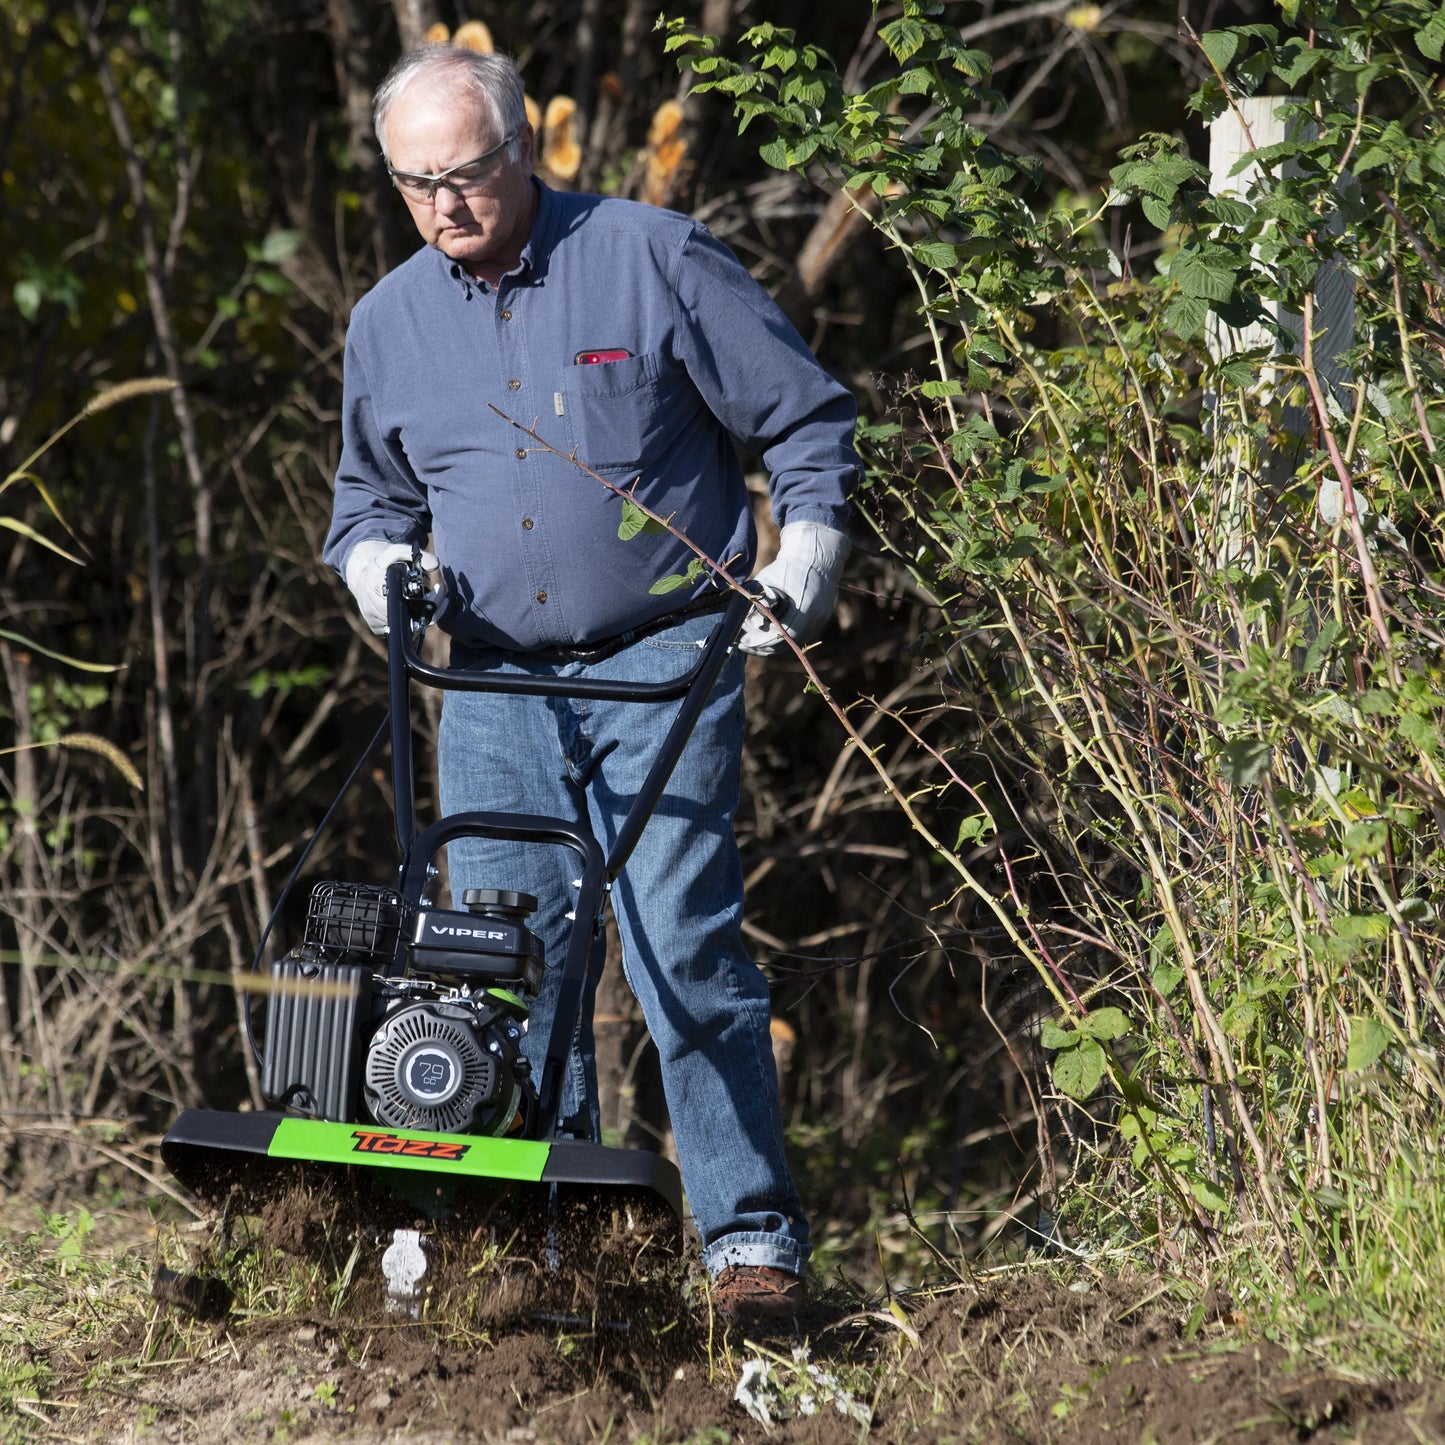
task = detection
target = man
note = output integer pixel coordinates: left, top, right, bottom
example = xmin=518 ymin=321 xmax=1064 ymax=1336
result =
xmin=323 ymin=45 xmax=858 ymax=1321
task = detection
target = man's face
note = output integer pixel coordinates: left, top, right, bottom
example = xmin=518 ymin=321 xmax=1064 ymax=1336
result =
xmin=384 ymin=86 xmax=536 ymax=275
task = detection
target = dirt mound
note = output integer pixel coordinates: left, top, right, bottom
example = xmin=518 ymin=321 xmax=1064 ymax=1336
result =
xmin=893 ymin=1274 xmax=1445 ymax=1443
xmin=197 ymin=1171 xmax=688 ymax=1336
xmin=107 ymin=1272 xmax=1445 ymax=1444
xmin=10 ymin=1192 xmax=1445 ymax=1445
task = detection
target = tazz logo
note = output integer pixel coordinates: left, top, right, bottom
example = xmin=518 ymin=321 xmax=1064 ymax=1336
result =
xmin=350 ymin=1130 xmax=470 ymax=1160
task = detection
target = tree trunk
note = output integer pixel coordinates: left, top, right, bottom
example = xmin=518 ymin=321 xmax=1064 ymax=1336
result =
xmin=390 ymin=0 xmax=442 ymax=54
xmin=328 ymin=0 xmax=409 ymax=276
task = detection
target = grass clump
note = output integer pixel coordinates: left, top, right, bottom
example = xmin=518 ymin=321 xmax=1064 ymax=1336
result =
xmin=0 ymin=1205 xmax=157 ymax=1441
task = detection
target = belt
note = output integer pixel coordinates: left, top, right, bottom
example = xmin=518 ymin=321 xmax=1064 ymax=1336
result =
xmin=496 ymin=590 xmax=734 ymax=667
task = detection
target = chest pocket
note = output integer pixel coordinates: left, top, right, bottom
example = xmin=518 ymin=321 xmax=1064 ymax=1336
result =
xmin=560 ymin=351 xmax=673 ymax=472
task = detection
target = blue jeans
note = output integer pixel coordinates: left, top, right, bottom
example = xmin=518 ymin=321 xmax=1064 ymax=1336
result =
xmin=437 ymin=612 xmax=810 ymax=1278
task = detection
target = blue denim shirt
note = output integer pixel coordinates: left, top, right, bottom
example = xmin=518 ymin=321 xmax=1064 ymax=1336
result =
xmin=324 ymin=181 xmax=860 ymax=652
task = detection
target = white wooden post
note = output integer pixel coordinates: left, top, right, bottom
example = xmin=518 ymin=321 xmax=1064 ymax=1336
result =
xmin=1206 ymin=98 xmax=1357 ymax=542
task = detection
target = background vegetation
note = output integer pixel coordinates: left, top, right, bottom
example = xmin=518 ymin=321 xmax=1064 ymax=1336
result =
xmin=4 ymin=0 xmax=1444 ymax=1375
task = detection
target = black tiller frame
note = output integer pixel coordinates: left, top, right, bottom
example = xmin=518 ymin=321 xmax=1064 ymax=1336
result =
xmin=383 ymin=562 xmax=754 ymax=1139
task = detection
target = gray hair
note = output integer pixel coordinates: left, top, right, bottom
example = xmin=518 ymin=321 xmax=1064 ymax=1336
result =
xmin=373 ymin=47 xmax=528 ymax=164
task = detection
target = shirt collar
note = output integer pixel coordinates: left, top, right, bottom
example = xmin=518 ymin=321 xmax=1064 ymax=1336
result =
xmin=518 ymin=178 xmax=557 ymax=279
xmin=441 ymin=178 xmax=556 ymax=296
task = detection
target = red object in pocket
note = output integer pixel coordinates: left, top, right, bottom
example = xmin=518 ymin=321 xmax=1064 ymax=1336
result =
xmin=574 ymin=348 xmax=631 ymax=365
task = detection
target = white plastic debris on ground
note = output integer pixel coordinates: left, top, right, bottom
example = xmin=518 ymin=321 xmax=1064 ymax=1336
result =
xmin=733 ymin=1348 xmax=872 ymax=1427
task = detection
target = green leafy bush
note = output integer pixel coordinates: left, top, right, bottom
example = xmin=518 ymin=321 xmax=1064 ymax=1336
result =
xmin=669 ymin=0 xmax=1445 ymax=1364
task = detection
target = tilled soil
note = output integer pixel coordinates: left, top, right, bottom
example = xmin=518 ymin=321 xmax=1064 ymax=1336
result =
xmin=67 ymin=1267 xmax=1445 ymax=1444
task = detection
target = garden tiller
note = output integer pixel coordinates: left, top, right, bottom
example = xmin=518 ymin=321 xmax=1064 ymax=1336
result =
xmin=162 ymin=555 xmax=756 ymax=1305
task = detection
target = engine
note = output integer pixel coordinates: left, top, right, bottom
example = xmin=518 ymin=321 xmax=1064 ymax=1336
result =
xmin=260 ymin=881 xmax=543 ymax=1137
xmin=363 ymin=990 xmax=527 ymax=1135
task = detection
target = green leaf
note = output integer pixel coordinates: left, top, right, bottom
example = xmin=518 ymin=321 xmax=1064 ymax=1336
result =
xmin=1302 ymin=618 xmax=1340 ymax=673
xmin=1077 ymin=1007 xmax=1129 ymax=1042
xmin=1053 ymin=1039 xmax=1106 ymax=1101
xmin=1164 ymin=293 xmax=1207 ymax=338
xmin=1190 ymin=1177 xmax=1230 ymax=1212
xmin=1215 ymin=355 xmax=1259 ymax=388
xmin=1274 ymin=41 xmax=1327 ymax=86
xmin=1141 ymin=194 xmax=1173 ymax=230
xmin=879 ymin=17 xmax=928 ymax=62
xmin=912 ymin=240 xmax=958 ymax=269
xmin=259 ymin=229 xmax=302 ymax=264
xmin=1188 ymin=79 xmax=1229 ymax=123
xmin=1151 ymin=962 xmax=1184 ymax=998
xmin=1397 ymin=710 xmax=1441 ymax=759
xmin=1344 ymin=819 xmax=1390 ymax=861
xmin=1218 ymin=737 xmax=1271 ymax=787
xmin=1227 ymin=139 xmax=1297 ymax=179
xmin=13 ymin=277 xmax=42 ymax=320
xmin=648 ymin=557 xmax=704 ymax=596
xmin=949 ymin=46 xmax=992 ymax=81
xmin=954 ymin=811 xmax=995 ymax=847
xmin=969 ymin=335 xmax=1008 ymax=364
xmin=1397 ymin=896 xmax=1435 ymax=924
xmin=1205 ymin=195 xmax=1253 ymax=227
xmin=1417 ymin=11 xmax=1445 ymax=62
xmin=1200 ymin=29 xmax=1242 ymax=72
xmin=758 ymin=137 xmax=791 ymax=170
xmin=617 ymin=500 xmax=667 ymax=541
xmin=1340 ymin=911 xmax=1390 ymax=940
xmin=1346 ymin=1015 xmax=1390 ymax=1072
xmin=1221 ymin=999 xmax=1259 ymax=1039
xmin=784 ymin=133 xmax=824 ymax=166
xmin=781 ymin=74 xmax=828 ymax=108
xmin=1170 ymin=248 xmax=1235 ymax=302
xmin=1039 ymin=1019 xmax=1077 ymax=1051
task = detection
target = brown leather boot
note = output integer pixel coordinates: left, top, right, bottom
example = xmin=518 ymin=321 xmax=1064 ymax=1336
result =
xmin=709 ymin=1265 xmax=804 ymax=1324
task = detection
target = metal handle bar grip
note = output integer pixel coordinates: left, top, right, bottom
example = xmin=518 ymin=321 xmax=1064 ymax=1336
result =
xmin=384 ymin=562 xmax=754 ymax=703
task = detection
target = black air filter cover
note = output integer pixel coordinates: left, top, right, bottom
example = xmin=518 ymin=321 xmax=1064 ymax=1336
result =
xmin=304 ymin=882 xmax=405 ymax=964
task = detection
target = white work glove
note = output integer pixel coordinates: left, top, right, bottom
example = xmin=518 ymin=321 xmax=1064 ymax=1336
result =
xmin=739 ymin=520 xmax=851 ymax=656
xmin=343 ymin=539 xmax=442 ymax=634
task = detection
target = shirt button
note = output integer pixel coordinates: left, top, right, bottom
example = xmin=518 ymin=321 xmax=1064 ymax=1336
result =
xmin=508 ymin=379 xmax=521 ymax=390
xmin=535 ymin=590 xmax=547 ymax=603
xmin=515 ymin=448 xmax=526 ymax=459
xmin=522 ymin=518 xmax=534 ymax=530
xmin=500 ymin=308 xmax=512 ymax=320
